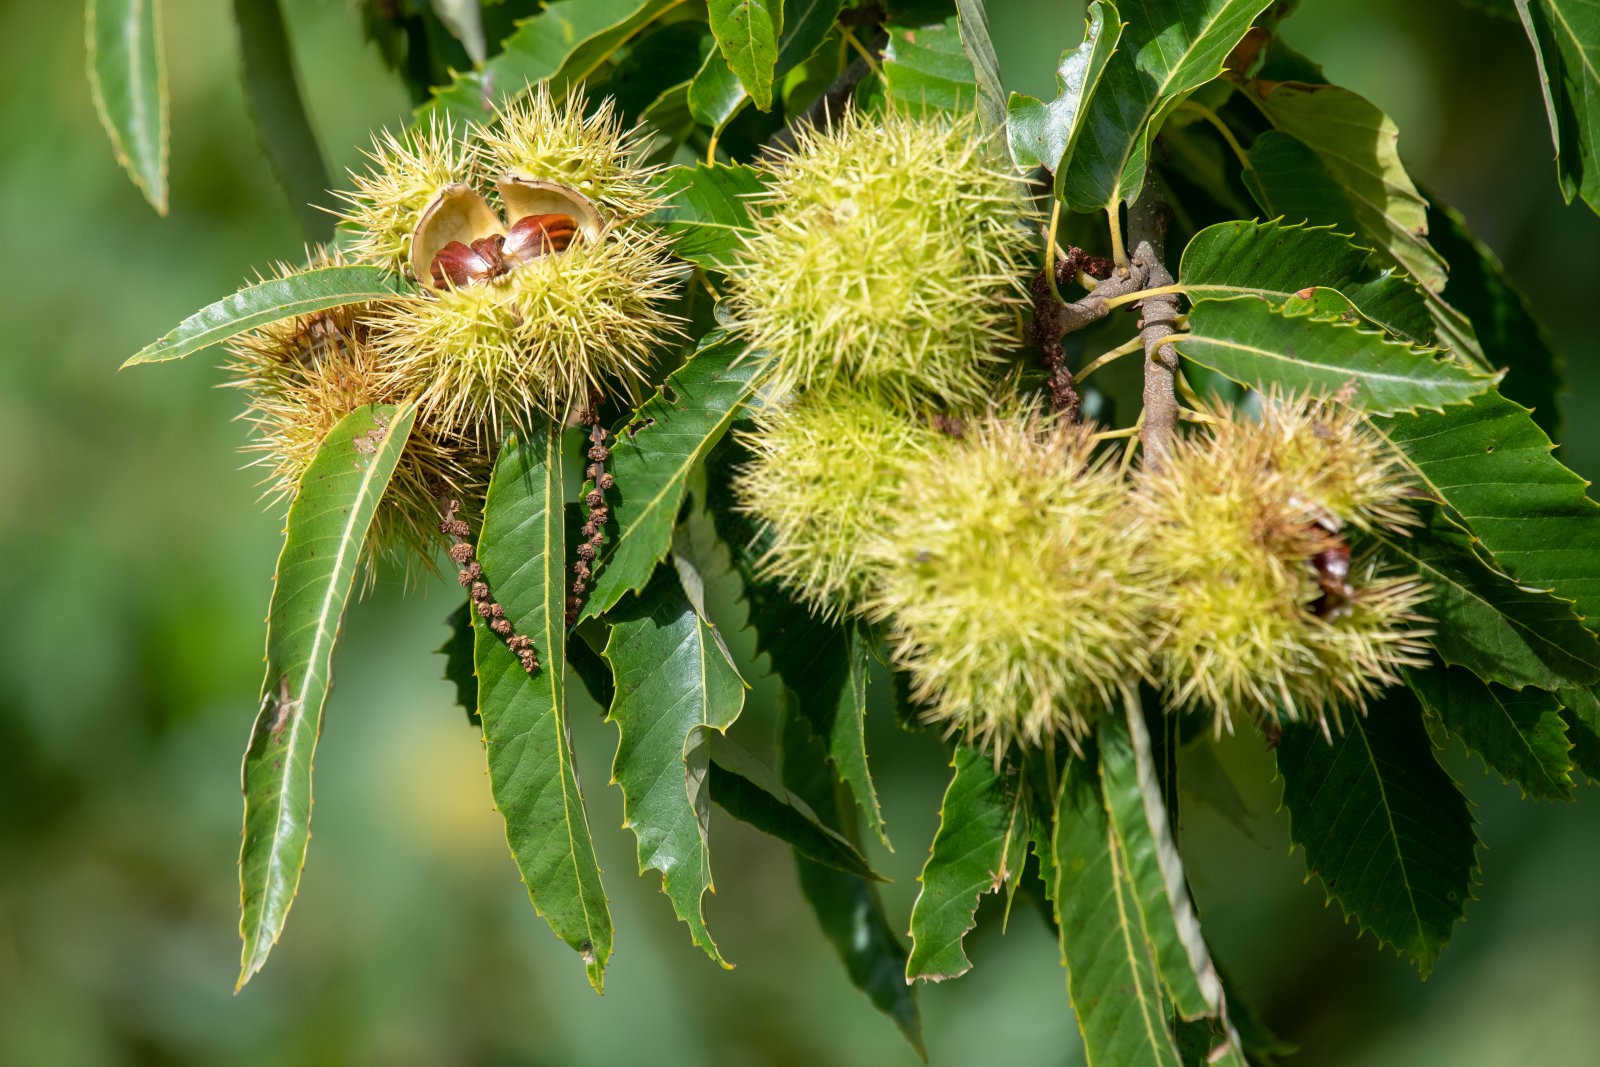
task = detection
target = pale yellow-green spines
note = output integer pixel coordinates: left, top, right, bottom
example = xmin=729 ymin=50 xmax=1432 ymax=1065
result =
xmin=476 ymin=88 xmax=664 ymax=222
xmin=734 ymin=390 xmax=950 ymax=619
xmin=229 ymin=87 xmax=682 ymax=570
xmin=374 ymin=225 xmax=683 ymax=438
xmin=726 ymin=107 xmax=1033 ymax=406
xmin=223 ymin=280 xmax=482 ymax=580
xmin=333 ymin=88 xmax=682 ymax=439
xmin=1133 ymin=393 xmax=1430 ymax=733
xmin=338 ymin=117 xmax=476 ymax=275
xmin=864 ymin=414 xmax=1151 ymax=753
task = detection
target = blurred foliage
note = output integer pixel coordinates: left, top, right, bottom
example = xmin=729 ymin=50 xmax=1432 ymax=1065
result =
xmin=2 ymin=0 xmax=1598 ymax=1063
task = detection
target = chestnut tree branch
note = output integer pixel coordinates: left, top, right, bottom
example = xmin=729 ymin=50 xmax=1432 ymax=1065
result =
xmin=1127 ymin=190 xmax=1180 ymax=470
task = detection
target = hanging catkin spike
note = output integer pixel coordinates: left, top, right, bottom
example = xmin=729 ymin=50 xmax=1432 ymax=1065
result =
xmin=440 ymin=500 xmax=539 ymax=674
xmin=569 ymin=408 xmax=613 ymax=624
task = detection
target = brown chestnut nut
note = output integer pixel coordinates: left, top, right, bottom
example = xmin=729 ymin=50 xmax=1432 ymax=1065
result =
xmin=502 ymin=213 xmax=580 ymax=265
xmin=429 ymin=240 xmax=498 ymax=289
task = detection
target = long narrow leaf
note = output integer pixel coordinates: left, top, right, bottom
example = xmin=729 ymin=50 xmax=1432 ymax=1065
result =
xmin=782 ymin=693 xmax=923 ymax=1055
xmin=238 ymin=402 xmax=417 ymax=988
xmin=707 ymin=0 xmax=782 ymax=111
xmin=87 ymin=0 xmax=169 ymax=214
xmin=604 ymin=565 xmax=745 ymax=965
xmin=1275 ymin=691 xmax=1479 ymax=976
xmin=422 ymin=0 xmax=684 ymax=123
xmin=233 ymin=0 xmax=334 ymax=241
xmin=1515 ymin=0 xmax=1600 ymax=216
xmin=706 ymin=736 xmax=881 ymax=880
xmin=953 ymin=0 xmax=1006 ymax=128
xmin=1098 ymin=700 xmax=1227 ymax=1028
xmin=122 ymin=266 xmax=406 ymax=367
xmin=1410 ymin=665 xmax=1575 ymax=800
xmin=1375 ymin=389 xmax=1600 ymax=626
xmin=1006 ymin=3 xmax=1121 ymax=187
xmin=906 ymin=747 xmax=1026 ymax=982
xmin=1178 ymin=294 xmax=1493 ymax=415
xmin=1062 ymin=0 xmax=1273 ymax=212
xmin=1179 ymin=218 xmax=1432 ymax=342
xmin=582 ymin=332 xmax=758 ymax=619
xmin=1053 ymin=748 xmax=1182 ymax=1067
xmin=476 ymin=427 xmax=613 ymax=991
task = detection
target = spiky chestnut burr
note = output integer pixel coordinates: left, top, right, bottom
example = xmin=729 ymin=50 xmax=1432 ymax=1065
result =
xmin=440 ymin=500 xmax=539 ymax=674
xmin=336 ymin=117 xmax=477 ymax=276
xmin=733 ymin=388 xmax=953 ymax=619
xmin=862 ymin=413 xmax=1154 ymax=756
xmin=373 ymin=223 xmax=683 ymax=439
xmin=725 ymin=106 xmax=1034 ymax=407
xmin=223 ymin=271 xmax=485 ymax=580
xmin=1132 ymin=393 xmax=1430 ymax=732
xmin=475 ymin=87 xmax=665 ymax=224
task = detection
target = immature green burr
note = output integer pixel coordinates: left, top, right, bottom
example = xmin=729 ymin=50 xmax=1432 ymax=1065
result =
xmin=727 ymin=106 xmax=1033 ymax=406
xmin=865 ymin=413 xmax=1153 ymax=755
xmin=1133 ymin=392 xmax=1430 ymax=732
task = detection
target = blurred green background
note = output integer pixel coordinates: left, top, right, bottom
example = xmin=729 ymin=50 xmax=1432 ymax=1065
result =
xmin=3 ymin=1 xmax=1597 ymax=1064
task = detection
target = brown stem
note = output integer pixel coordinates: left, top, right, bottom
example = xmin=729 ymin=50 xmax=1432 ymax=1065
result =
xmin=1032 ymin=246 xmax=1139 ymax=417
xmin=1126 ymin=190 xmax=1181 ymax=470
xmin=1030 ymin=270 xmax=1080 ymax=419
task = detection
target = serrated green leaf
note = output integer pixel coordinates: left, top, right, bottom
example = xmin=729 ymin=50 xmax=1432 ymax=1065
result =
xmin=653 ymin=163 xmax=768 ymax=271
xmin=1006 ymin=2 xmax=1121 ymax=183
xmin=1274 ymin=692 xmax=1478 ymax=976
xmin=1246 ymin=81 xmax=1445 ymax=292
xmin=688 ymin=49 xmax=749 ymax=131
xmin=232 ymin=0 xmax=333 ymax=242
xmin=1376 ymin=512 xmax=1600 ymax=691
xmin=782 ymin=700 xmax=923 ymax=1056
xmin=823 ymin=627 xmax=886 ymax=845
xmin=1410 ymin=665 xmax=1575 ymax=799
xmin=604 ymin=564 xmax=744 ymax=965
xmin=1240 ymin=81 xmax=1485 ymax=363
xmin=689 ymin=0 xmax=843 ymax=131
xmin=1559 ymin=686 xmax=1600 ymax=782
xmin=1179 ymin=218 xmax=1432 ymax=342
xmin=953 ymin=0 xmax=1005 ymax=127
xmin=238 ymin=402 xmax=416 ymax=989
xmin=906 ymin=746 xmax=1026 ymax=982
xmin=1062 ymin=0 xmax=1274 ymax=212
xmin=476 ymin=427 xmax=612 ymax=991
xmin=1515 ymin=0 xmax=1600 ymax=215
xmin=706 ymin=734 xmax=881 ymax=880
xmin=122 ymin=266 xmax=406 ymax=367
xmin=701 ymin=425 xmax=890 ymax=845
xmin=882 ymin=18 xmax=977 ymax=114
xmin=87 ymin=0 xmax=169 ymax=214
xmin=582 ymin=332 xmax=758 ymax=620
xmin=420 ymin=0 xmax=683 ymax=123
xmin=1243 ymin=129 xmax=1359 ymax=231
xmin=1098 ymin=701 xmax=1228 ymax=1026
xmin=1425 ymin=197 xmax=1563 ymax=434
xmin=1052 ymin=747 xmax=1182 ymax=1067
xmin=1177 ymin=294 xmax=1493 ymax=415
xmin=438 ymin=602 xmax=479 ymax=726
xmin=708 ymin=0 xmax=781 ymax=111
xmin=1374 ymin=389 xmax=1600 ymax=625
